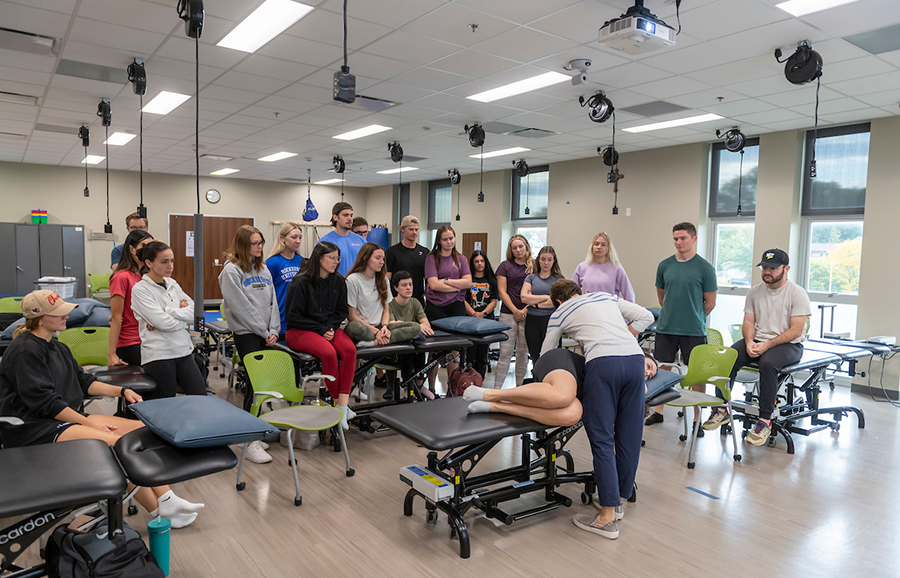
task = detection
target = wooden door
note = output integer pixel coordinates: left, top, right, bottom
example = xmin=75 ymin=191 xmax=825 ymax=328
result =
xmin=169 ymin=215 xmax=254 ymax=301
xmin=462 ymin=233 xmax=488 ymax=261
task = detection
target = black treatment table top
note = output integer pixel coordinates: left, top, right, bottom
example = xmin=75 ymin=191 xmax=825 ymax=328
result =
xmin=0 ymin=439 xmax=127 ymax=518
xmin=373 ymin=397 xmax=545 ymax=451
xmin=808 ymin=339 xmax=891 ymax=355
xmin=767 ymin=349 xmax=842 ymax=374
xmin=113 ymin=428 xmax=237 ymax=488
xmin=414 ymin=332 xmax=473 ymax=352
xmin=458 ymin=331 xmax=509 ymax=346
xmin=803 ymin=340 xmax=876 ymax=361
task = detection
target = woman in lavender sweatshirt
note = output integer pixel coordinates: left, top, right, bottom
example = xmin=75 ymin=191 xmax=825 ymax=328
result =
xmin=571 ymin=232 xmax=635 ymax=302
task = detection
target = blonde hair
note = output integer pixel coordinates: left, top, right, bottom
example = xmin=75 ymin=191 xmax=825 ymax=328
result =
xmin=506 ymin=234 xmax=533 ymax=275
xmin=585 ymin=232 xmax=620 ymax=267
xmin=12 ymin=317 xmax=40 ymax=339
xmin=224 ymin=225 xmax=265 ymax=273
xmin=268 ymin=221 xmax=302 ymax=259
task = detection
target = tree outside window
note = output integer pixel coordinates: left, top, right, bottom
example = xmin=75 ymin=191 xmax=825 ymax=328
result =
xmin=807 ymin=221 xmax=863 ymax=294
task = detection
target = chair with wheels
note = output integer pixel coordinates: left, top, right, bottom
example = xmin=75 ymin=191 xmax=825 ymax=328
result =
xmin=707 ymin=327 xmax=724 ymax=346
xmin=236 ymin=350 xmax=354 ymax=506
xmin=665 ymin=344 xmax=740 ymax=469
xmin=0 ymin=296 xmax=24 ymax=314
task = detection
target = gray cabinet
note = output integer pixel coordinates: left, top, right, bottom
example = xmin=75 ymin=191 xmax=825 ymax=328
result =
xmin=0 ymin=223 xmax=86 ymax=298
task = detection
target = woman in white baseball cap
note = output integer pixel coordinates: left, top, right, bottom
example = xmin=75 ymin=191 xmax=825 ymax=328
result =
xmin=0 ymin=290 xmax=204 ymax=528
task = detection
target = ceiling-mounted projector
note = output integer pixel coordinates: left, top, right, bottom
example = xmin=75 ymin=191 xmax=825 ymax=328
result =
xmin=598 ymin=0 xmax=675 ymax=56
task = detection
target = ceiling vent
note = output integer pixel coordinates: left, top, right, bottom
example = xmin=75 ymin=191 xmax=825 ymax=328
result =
xmin=0 ymin=27 xmax=59 ymax=56
xmin=482 ymin=122 xmax=559 ymax=139
xmin=338 ymin=94 xmax=397 ymax=113
xmin=35 ymin=123 xmax=79 ymax=135
xmin=844 ymin=23 xmax=900 ymax=55
xmin=619 ymin=100 xmax=689 ymax=117
xmin=56 ymin=60 xmax=128 ymax=84
xmin=0 ymin=90 xmax=39 ymax=106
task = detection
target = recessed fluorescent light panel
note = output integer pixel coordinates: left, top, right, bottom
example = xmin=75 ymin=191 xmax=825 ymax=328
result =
xmin=333 ymin=125 xmax=392 ymax=140
xmin=467 ymin=72 xmax=569 ymax=103
xmin=104 ymin=132 xmax=136 ymax=146
xmin=81 ymin=155 xmax=105 ymax=164
xmin=217 ymin=0 xmax=314 ymax=53
xmin=622 ymin=113 xmax=723 ymax=133
xmin=315 ymin=178 xmax=344 ymax=184
xmin=258 ymin=151 xmax=297 ymax=162
xmin=469 ymin=147 xmax=531 ymax=159
xmin=210 ymin=168 xmax=240 ymax=176
xmin=776 ymin=0 xmax=860 ymax=17
xmin=142 ymin=91 xmax=191 ymax=115
xmin=377 ymin=167 xmax=419 ymax=175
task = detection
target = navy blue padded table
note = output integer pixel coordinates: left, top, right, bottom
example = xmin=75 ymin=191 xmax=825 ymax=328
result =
xmin=374 ymin=397 xmax=594 ymax=559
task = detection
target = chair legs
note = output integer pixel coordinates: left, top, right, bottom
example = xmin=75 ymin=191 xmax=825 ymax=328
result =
xmin=686 ymin=412 xmax=701 ymax=469
xmin=683 ymin=405 xmax=742 ymax=469
xmin=286 ymin=430 xmax=302 ymax=506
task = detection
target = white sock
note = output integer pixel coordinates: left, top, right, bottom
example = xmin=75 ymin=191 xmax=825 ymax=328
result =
xmin=463 ymin=386 xmax=484 ymax=401
xmin=169 ymin=512 xmax=199 ymax=529
xmin=467 ymin=401 xmax=491 ymax=414
xmin=337 ymin=405 xmax=356 ymax=430
xmin=157 ymin=490 xmax=205 ymax=518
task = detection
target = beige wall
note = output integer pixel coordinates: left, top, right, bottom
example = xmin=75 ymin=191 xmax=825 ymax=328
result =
xmin=0 ymin=161 xmax=367 ymax=276
xmin=547 ymin=144 xmax=710 ymax=307
xmin=364 ymin=184 xmax=394 ymax=239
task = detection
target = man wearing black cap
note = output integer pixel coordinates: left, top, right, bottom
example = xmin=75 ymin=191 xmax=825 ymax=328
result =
xmin=702 ymin=248 xmax=811 ymax=446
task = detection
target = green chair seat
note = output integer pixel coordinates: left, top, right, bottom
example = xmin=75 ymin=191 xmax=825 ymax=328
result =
xmin=262 ymin=405 xmax=342 ymax=431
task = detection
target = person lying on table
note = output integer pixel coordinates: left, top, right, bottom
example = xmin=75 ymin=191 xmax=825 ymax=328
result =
xmin=0 ymin=291 xmax=204 ymax=528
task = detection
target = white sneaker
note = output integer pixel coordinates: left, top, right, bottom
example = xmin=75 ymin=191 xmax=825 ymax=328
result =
xmin=259 ymin=441 xmax=269 ymax=450
xmin=243 ymin=441 xmax=272 ymax=464
xmin=350 ymin=385 xmax=369 ymax=401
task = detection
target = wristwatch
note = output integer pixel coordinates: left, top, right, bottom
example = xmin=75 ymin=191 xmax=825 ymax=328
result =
xmin=120 ymin=387 xmax=131 ymax=398
xmin=444 ymin=277 xmax=449 ymax=284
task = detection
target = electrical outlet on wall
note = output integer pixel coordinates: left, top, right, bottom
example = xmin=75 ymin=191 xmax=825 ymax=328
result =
xmin=626 ymin=208 xmax=631 ymax=216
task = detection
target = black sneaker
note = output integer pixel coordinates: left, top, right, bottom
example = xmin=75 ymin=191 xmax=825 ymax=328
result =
xmin=644 ymin=413 xmax=664 ymax=426
xmin=383 ymin=388 xmax=394 ymax=400
xmin=375 ymin=375 xmax=387 ymax=388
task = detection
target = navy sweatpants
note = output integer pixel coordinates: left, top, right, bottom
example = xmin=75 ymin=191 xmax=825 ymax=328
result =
xmin=582 ymin=354 xmax=646 ymax=507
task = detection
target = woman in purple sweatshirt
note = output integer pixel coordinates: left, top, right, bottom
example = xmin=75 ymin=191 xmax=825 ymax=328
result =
xmin=571 ymin=232 xmax=635 ymax=302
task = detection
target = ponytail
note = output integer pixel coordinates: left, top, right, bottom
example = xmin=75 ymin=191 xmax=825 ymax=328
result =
xmin=12 ymin=318 xmax=40 ymax=339
xmin=136 ymin=241 xmax=171 ymax=275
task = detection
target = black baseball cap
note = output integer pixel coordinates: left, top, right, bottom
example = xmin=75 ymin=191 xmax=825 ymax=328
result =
xmin=757 ymin=248 xmax=789 ymax=268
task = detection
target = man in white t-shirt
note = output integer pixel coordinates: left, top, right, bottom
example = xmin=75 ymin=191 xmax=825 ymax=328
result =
xmin=703 ymin=248 xmax=811 ymax=446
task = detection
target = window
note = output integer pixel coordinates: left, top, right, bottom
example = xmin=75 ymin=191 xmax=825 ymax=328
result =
xmin=512 ymin=165 xmax=549 ymax=221
xmin=712 ymin=221 xmax=755 ymax=288
xmin=427 ymin=179 xmax=451 ymax=230
xmin=802 ymin=123 xmax=870 ymax=216
xmin=805 ymin=220 xmax=863 ymax=296
xmin=709 ymin=139 xmax=759 ymax=218
xmin=515 ymin=225 xmax=547 ymax=254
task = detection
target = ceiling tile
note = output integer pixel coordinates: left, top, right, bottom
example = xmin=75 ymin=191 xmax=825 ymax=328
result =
xmin=392 ymin=67 xmax=473 ymax=93
xmin=681 ymin=0 xmax=791 ymax=41
xmin=641 ymin=43 xmax=745 ymax=75
xmin=68 ymin=17 xmax=167 ymax=55
xmin=401 ymin=4 xmax=517 ymax=48
xmin=452 ymin=0 xmax=580 ymax=25
xmin=231 ymin=55 xmax=318 ymax=82
xmin=1 ymin=2 xmax=72 ymax=37
xmin=318 ymin=0 xmax=444 ymax=28
xmin=362 ymin=31 xmax=461 ymax=66
xmin=76 ymin=0 xmax=175 ymax=34
xmin=471 ymin=27 xmax=578 ymax=65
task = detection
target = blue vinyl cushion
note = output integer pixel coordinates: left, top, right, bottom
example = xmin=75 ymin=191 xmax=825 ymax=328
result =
xmin=131 ymin=396 xmax=279 ymax=448
xmin=431 ymin=316 xmax=510 ymax=336
xmin=645 ymin=368 xmax=684 ymax=400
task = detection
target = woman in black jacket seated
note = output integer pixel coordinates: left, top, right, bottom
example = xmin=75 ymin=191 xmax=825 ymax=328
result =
xmin=0 ymin=291 xmax=204 ymax=529
xmin=284 ymin=241 xmax=357 ymax=430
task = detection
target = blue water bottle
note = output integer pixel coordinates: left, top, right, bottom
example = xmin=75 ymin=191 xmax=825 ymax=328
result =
xmin=148 ymin=517 xmax=171 ymax=576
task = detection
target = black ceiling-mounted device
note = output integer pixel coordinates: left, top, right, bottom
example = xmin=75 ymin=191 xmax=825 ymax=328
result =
xmin=177 ymin=0 xmax=204 ymax=39
xmin=775 ymin=41 xmax=823 ymax=86
xmin=579 ymin=92 xmax=614 ymax=123
xmin=448 ymin=168 xmax=461 ymax=185
xmin=716 ymin=127 xmax=746 ymax=153
xmin=333 ymin=155 xmax=346 ymax=173
xmin=127 ymin=58 xmax=147 ymax=95
xmin=464 ymin=123 xmax=485 ymax=148
xmin=333 ymin=0 xmax=356 ymax=103
xmin=79 ymin=124 xmax=89 ymax=198
xmin=388 ymin=142 xmax=403 ymax=163
xmin=598 ymin=146 xmax=619 ymax=167
xmin=513 ymin=159 xmax=529 ymax=178
xmin=97 ymin=98 xmax=111 ymax=127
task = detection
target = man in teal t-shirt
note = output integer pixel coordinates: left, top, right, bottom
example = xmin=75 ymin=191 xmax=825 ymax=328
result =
xmin=646 ymin=221 xmax=718 ymax=426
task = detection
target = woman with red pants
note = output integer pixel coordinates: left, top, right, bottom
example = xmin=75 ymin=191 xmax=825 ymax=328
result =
xmin=284 ymin=241 xmax=357 ymax=429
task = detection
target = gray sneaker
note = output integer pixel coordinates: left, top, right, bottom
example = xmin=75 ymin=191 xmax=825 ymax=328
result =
xmin=573 ymin=514 xmax=618 ymax=539
xmin=592 ymin=502 xmax=624 ymax=520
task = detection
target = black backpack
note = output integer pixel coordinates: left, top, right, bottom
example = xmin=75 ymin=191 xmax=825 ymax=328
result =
xmin=46 ymin=517 xmax=164 ymax=578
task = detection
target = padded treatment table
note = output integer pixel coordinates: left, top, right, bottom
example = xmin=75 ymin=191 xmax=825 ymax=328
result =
xmin=805 ymin=339 xmax=889 ymax=379
xmin=373 ymin=397 xmax=594 ymax=559
xmin=0 ymin=440 xmax=128 ymax=576
xmin=85 ymin=369 xmax=157 ymax=415
xmin=731 ymin=349 xmax=864 ymax=454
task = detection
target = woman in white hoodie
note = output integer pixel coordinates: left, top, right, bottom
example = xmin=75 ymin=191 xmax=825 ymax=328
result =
xmin=219 ymin=225 xmax=280 ymax=464
xmin=131 ymin=241 xmax=206 ymax=398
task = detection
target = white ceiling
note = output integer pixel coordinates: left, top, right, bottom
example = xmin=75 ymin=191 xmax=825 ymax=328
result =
xmin=0 ymin=0 xmax=898 ymax=187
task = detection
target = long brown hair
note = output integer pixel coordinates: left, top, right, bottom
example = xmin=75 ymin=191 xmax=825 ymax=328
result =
xmin=225 ymin=225 xmax=265 ymax=273
xmin=345 ymin=242 xmax=389 ymax=306
xmin=536 ymin=245 xmax=562 ymax=278
xmin=12 ymin=317 xmax=40 ymax=339
xmin=268 ymin=222 xmax=302 ymax=259
xmin=506 ymin=234 xmax=533 ymax=274
xmin=114 ymin=229 xmax=154 ymax=276
xmin=429 ymin=225 xmax=460 ymax=269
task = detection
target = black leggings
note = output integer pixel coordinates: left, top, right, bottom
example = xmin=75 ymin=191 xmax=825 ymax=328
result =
xmin=525 ymin=314 xmax=553 ymax=364
xmin=116 ymin=344 xmax=141 ymax=366
xmin=143 ymin=354 xmax=207 ymax=398
xmin=233 ymin=333 xmax=267 ymax=412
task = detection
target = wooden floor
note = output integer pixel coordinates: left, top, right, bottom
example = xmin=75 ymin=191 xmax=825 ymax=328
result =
xmin=6 ymin=364 xmax=899 ymax=577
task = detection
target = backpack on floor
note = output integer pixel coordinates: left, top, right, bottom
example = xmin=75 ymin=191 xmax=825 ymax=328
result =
xmin=46 ymin=516 xmax=164 ymax=578
xmin=448 ymin=365 xmax=483 ymax=398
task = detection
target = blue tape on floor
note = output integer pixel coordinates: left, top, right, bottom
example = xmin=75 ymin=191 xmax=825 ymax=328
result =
xmin=686 ymin=486 xmax=720 ymax=500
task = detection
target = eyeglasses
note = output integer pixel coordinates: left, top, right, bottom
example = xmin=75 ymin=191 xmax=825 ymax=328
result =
xmin=128 ymin=225 xmax=149 ymax=231
xmin=325 ymin=255 xmax=341 ymax=262
xmin=250 ymin=241 xmax=265 ymax=246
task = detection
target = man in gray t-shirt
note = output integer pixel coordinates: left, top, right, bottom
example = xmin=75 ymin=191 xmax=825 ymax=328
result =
xmin=702 ymin=249 xmax=811 ymax=447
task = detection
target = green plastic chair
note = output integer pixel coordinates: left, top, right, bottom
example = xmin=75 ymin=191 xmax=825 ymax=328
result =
xmin=0 ymin=297 xmax=24 ymax=314
xmin=237 ymin=350 xmax=352 ymax=506
xmin=89 ymin=273 xmax=111 ymax=296
xmin=58 ymin=327 xmax=110 ymax=367
xmin=666 ymin=344 xmax=740 ymax=469
xmin=727 ymin=324 xmax=743 ymax=344
xmin=707 ymin=327 xmax=724 ymax=346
